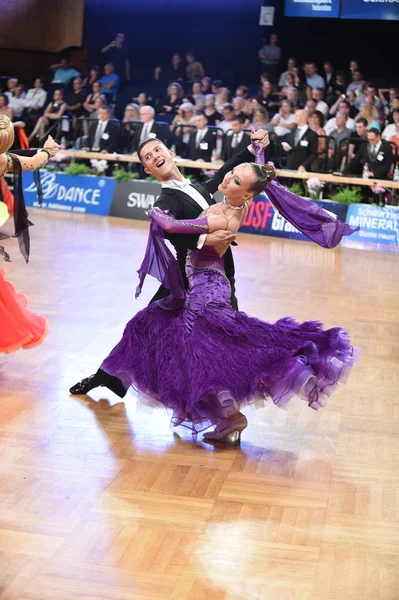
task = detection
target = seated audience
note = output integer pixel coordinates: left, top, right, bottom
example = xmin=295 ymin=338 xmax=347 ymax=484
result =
xmin=278 ymin=57 xmax=297 ymax=88
xmin=378 ymin=87 xmax=399 ymax=118
xmin=155 ymin=54 xmax=186 ymax=85
xmin=387 ymin=97 xmax=399 ymax=123
xmin=222 ymin=117 xmax=251 ymax=161
xmin=286 ymin=87 xmax=299 ymax=109
xmin=382 ymin=109 xmax=399 ymax=141
xmin=232 ymin=97 xmax=248 ymax=125
xmin=83 ymin=81 xmax=106 ymax=117
xmin=5 ymin=78 xmax=19 ymax=101
xmin=279 ymin=74 xmax=296 ymax=98
xmin=28 ymin=89 xmax=66 ymax=143
xmin=82 ymin=66 xmax=100 ymax=92
xmin=281 ymin=109 xmax=318 ymax=172
xmin=391 ymin=124 xmax=399 ymax=150
xmin=355 ymin=82 xmax=381 ymax=110
xmin=66 ymin=78 xmax=86 ymax=131
xmin=184 ymin=114 xmax=215 ymax=162
xmin=271 ymin=100 xmax=296 ymax=137
xmin=99 ymin=63 xmax=120 ymax=102
xmin=132 ymin=105 xmax=165 ymax=152
xmin=347 ymin=70 xmax=365 ymax=94
xmin=328 ymin=111 xmax=352 ymax=169
xmin=83 ymin=106 xmax=119 ymax=153
xmin=136 ymin=92 xmax=150 ymax=108
xmin=327 ymin=70 xmax=346 ymax=101
xmin=235 ymin=85 xmax=249 ymax=100
xmin=171 ymin=102 xmax=196 ymax=153
xmin=24 ymin=78 xmax=47 ymax=114
xmin=215 ymin=87 xmax=230 ymax=113
xmin=0 ymin=94 xmax=13 ymax=120
xmin=304 ymin=62 xmax=325 ymax=90
xmin=309 ymin=110 xmax=327 ymax=170
xmin=186 ymin=52 xmax=205 ymax=82
xmin=325 ymin=100 xmax=356 ymax=135
xmin=158 ymin=82 xmax=184 ymax=114
xmin=191 ymin=81 xmax=206 ymax=111
xmin=218 ymin=103 xmax=235 ymax=135
xmin=122 ymin=103 xmax=140 ymax=152
xmin=211 ymin=79 xmax=223 ymax=96
xmin=201 ymin=77 xmax=212 ymax=94
xmin=342 ymin=127 xmax=393 ymax=179
xmin=257 ymin=81 xmax=280 ymax=116
xmin=323 ymin=61 xmax=336 ymax=93
xmin=312 ymin=88 xmax=328 ymax=118
xmin=305 ymin=99 xmax=317 ymax=117
xmin=355 ymin=104 xmax=380 ymax=131
xmin=348 ymin=118 xmax=369 ymax=160
xmin=9 ymin=85 xmax=26 ymax=119
xmin=249 ymin=107 xmax=274 ymax=132
xmin=202 ymin=94 xmax=221 ymax=126
xmin=51 ymin=59 xmax=80 ymax=88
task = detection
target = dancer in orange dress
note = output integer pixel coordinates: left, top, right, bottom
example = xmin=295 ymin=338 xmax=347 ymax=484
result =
xmin=0 ymin=115 xmax=59 ymax=353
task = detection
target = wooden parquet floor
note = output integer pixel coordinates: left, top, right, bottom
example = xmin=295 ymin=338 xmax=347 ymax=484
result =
xmin=0 ymin=209 xmax=398 ymax=600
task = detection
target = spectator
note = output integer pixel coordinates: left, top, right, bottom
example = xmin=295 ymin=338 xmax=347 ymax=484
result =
xmin=309 ymin=110 xmax=327 ymax=170
xmin=260 ymin=72 xmax=272 ymax=89
xmin=51 ymin=58 xmax=80 ymax=88
xmin=257 ymin=81 xmax=280 ymax=116
xmin=232 ymin=97 xmax=248 ymax=125
xmin=90 ymin=96 xmax=107 ymax=121
xmin=28 ymin=89 xmax=66 ymax=143
xmin=66 ymin=77 xmax=86 ymax=129
xmin=323 ymin=61 xmax=335 ymax=91
xmin=202 ymin=94 xmax=221 ymax=126
xmin=278 ymin=57 xmax=297 ymax=88
xmin=201 ymin=77 xmax=212 ymax=94
xmin=191 ymin=81 xmax=206 ymax=111
xmin=343 ymin=127 xmax=393 ymax=179
xmin=122 ymin=103 xmax=140 ymax=152
xmin=382 ymin=109 xmax=399 ymax=141
xmin=271 ymin=100 xmax=296 ymax=137
xmin=83 ymin=106 xmax=120 ymax=153
xmin=387 ymin=97 xmax=399 ymax=123
xmin=347 ymin=70 xmax=365 ymax=94
xmin=171 ymin=102 xmax=196 ymax=154
xmin=159 ymin=82 xmax=184 ymax=114
xmin=355 ymin=104 xmax=380 ymax=131
xmin=286 ymin=87 xmax=299 ymax=109
xmin=222 ymin=117 xmax=251 ymax=161
xmin=312 ymin=88 xmax=329 ymax=118
xmin=136 ymin=105 xmax=165 ymax=148
xmin=101 ymin=33 xmax=130 ymax=81
xmin=281 ymin=108 xmax=318 ymax=172
xmin=243 ymin=98 xmax=260 ymax=122
xmin=305 ymin=99 xmax=317 ymax=117
xmin=186 ymin=52 xmax=205 ymax=82
xmin=235 ymin=85 xmax=249 ymax=100
xmin=0 ymin=94 xmax=13 ymax=120
xmin=83 ymin=81 xmax=106 ymax=118
xmin=24 ymin=78 xmax=47 ymax=113
xmin=378 ymin=87 xmax=399 ymax=117
xmin=325 ymin=100 xmax=356 ymax=135
xmin=215 ymin=87 xmax=230 ymax=113
xmin=348 ymin=118 xmax=368 ymax=160
xmin=328 ymin=112 xmax=352 ymax=169
xmin=218 ymin=104 xmax=235 ymax=135
xmin=391 ymin=123 xmax=399 ymax=149
xmin=123 ymin=103 xmax=140 ymax=123
xmin=184 ymin=114 xmax=215 ymax=162
xmin=5 ymin=78 xmax=19 ymax=101
xmin=258 ymin=33 xmax=281 ymax=82
xmin=211 ymin=79 xmax=223 ymax=96
xmin=249 ymin=107 xmax=274 ymax=132
xmin=155 ymin=53 xmax=186 ymax=85
xmin=82 ymin=66 xmax=100 ymax=92
xmin=355 ymin=83 xmax=382 ymax=110
xmin=99 ymin=64 xmax=120 ymax=103
xmin=304 ymin=62 xmax=325 ymax=91
xmin=345 ymin=91 xmax=359 ymax=119
xmin=9 ymin=85 xmax=26 ymax=119
xmin=136 ymin=92 xmax=150 ymax=108
xmin=328 ymin=70 xmax=346 ymax=100
xmin=279 ymin=74 xmax=296 ymax=96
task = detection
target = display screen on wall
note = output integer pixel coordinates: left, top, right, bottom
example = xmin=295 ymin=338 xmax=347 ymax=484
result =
xmin=284 ymin=0 xmax=341 ymax=18
xmin=340 ymin=0 xmax=399 ymax=20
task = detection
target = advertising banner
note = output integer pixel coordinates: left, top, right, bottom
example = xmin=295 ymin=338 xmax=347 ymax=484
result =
xmin=23 ymin=171 xmax=115 ymax=216
xmin=341 ymin=0 xmax=399 ymax=20
xmin=284 ymin=0 xmax=340 ymax=18
xmin=341 ymin=204 xmax=399 ymax=253
xmin=110 ymin=180 xmax=162 ymax=221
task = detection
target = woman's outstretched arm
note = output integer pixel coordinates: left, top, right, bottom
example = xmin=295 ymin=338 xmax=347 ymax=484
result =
xmin=148 ymin=207 xmax=229 ymax=235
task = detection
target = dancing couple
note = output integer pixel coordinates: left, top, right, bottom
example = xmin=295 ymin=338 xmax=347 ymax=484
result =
xmin=71 ymin=129 xmax=360 ymax=443
xmin=0 ymin=115 xmax=59 ymax=353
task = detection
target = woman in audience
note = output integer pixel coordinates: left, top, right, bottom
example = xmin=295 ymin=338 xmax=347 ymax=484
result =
xmin=0 ymin=95 xmax=13 ymax=121
xmin=82 ymin=66 xmax=100 ymax=92
xmin=159 ymin=82 xmax=184 ymax=114
xmin=170 ymin=102 xmax=196 ymax=155
xmin=355 ymin=104 xmax=380 ymax=131
xmin=271 ymin=100 xmax=296 ymax=137
xmin=249 ymin=107 xmax=274 ymax=132
xmin=136 ymin=92 xmax=150 ymax=108
xmin=202 ymin=94 xmax=221 ymax=126
xmin=28 ymin=89 xmax=66 ymax=143
xmin=122 ymin=103 xmax=140 ymax=153
xmin=278 ymin=73 xmax=296 ymax=97
xmin=309 ymin=110 xmax=327 ymax=170
xmin=82 ymin=81 xmax=106 ymax=134
xmin=215 ymin=87 xmax=230 ymax=113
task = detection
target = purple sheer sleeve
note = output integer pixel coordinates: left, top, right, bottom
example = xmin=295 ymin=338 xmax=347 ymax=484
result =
xmin=135 ymin=220 xmax=186 ymax=310
xmin=254 ymin=144 xmax=360 ymax=249
xmin=148 ymin=207 xmax=209 ymax=235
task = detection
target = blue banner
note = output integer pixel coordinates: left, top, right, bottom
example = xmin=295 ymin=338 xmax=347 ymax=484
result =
xmin=285 ymin=0 xmax=341 ymax=18
xmin=341 ymin=0 xmax=399 ymax=20
xmin=341 ymin=204 xmax=399 ymax=253
xmin=23 ymin=171 xmax=115 ymax=216
xmin=240 ymin=193 xmax=348 ymax=241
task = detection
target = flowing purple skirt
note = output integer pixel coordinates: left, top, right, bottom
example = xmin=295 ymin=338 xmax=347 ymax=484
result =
xmin=101 ymin=255 xmax=359 ymax=433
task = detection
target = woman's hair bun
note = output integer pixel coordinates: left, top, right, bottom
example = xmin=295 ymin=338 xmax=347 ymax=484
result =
xmin=261 ymin=163 xmax=276 ymax=182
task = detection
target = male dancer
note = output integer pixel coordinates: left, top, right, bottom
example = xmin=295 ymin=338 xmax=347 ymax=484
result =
xmin=70 ymin=128 xmax=270 ymax=397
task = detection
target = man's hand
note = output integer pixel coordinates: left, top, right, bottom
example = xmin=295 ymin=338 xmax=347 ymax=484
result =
xmin=281 ymin=142 xmax=292 ymax=152
xmin=298 ymin=165 xmax=307 ymax=173
xmin=204 ymin=230 xmax=236 ymax=254
xmin=249 ymin=126 xmax=269 ymax=149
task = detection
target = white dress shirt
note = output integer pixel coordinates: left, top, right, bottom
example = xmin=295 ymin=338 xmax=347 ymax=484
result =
xmin=382 ymin=123 xmax=396 ymax=141
xmin=9 ymin=96 xmax=26 ymax=118
xmin=92 ymin=119 xmax=109 ymax=151
xmin=24 ymin=87 xmax=47 ymax=109
xmin=195 ymin=127 xmax=209 ymax=147
xmin=140 ymin=120 xmax=155 ymax=144
xmin=294 ymin=124 xmax=309 ymax=145
xmin=274 ymin=114 xmax=296 ymax=137
xmin=316 ymin=100 xmax=329 ymax=117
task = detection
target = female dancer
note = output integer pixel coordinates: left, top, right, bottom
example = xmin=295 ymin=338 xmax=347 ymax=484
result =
xmin=0 ymin=115 xmax=59 ymax=353
xmin=98 ymin=140 xmax=360 ymax=443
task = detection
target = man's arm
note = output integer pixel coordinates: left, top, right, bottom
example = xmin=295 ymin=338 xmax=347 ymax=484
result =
xmin=343 ymin=145 xmax=364 ymax=175
xmin=373 ymin=144 xmax=393 ymax=179
xmin=301 ymin=132 xmax=318 ymax=170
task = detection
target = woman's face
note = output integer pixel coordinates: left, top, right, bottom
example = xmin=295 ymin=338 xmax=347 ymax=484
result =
xmin=34 ymin=78 xmax=42 ymax=88
xmin=93 ymin=82 xmax=101 ymax=93
xmin=94 ymin=98 xmax=104 ymax=109
xmin=54 ymin=90 xmax=62 ymax=102
xmin=138 ymin=93 xmax=146 ymax=104
xmin=310 ymin=113 xmax=320 ymax=129
xmin=170 ymin=85 xmax=179 ymax=96
xmin=218 ymin=163 xmax=257 ymax=204
xmin=90 ymin=68 xmax=98 ymax=77
xmin=0 ymin=96 xmax=5 ymax=108
xmin=286 ymin=74 xmax=295 ymax=86
xmin=205 ymin=95 xmax=214 ymax=108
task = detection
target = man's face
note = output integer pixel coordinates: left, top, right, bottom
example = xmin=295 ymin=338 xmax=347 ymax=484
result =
xmin=324 ymin=62 xmax=332 ymax=73
xmin=94 ymin=98 xmax=104 ymax=109
xmin=306 ymin=100 xmax=316 ymax=114
xmin=172 ymin=54 xmax=181 ymax=66
xmin=288 ymin=59 xmax=296 ymax=71
xmin=232 ymin=98 xmax=243 ymax=111
xmin=287 ymin=89 xmax=297 ymax=103
xmin=140 ymin=108 xmax=153 ymax=123
xmin=8 ymin=79 xmax=17 ymax=90
xmin=339 ymin=102 xmax=349 ymax=114
xmin=34 ymin=78 xmax=42 ymax=88
xmin=140 ymin=141 xmax=174 ymax=180
xmin=336 ymin=113 xmax=347 ymax=128
xmin=193 ymin=82 xmax=201 ymax=94
xmin=367 ymin=132 xmax=379 ymax=146
xmin=98 ymin=108 xmax=109 ymax=122
xmin=270 ymin=34 xmax=278 ymax=44
xmin=223 ymin=108 xmax=234 ymax=121
xmin=295 ymin=110 xmax=306 ymax=126
xmin=354 ymin=71 xmax=362 ymax=81
xmin=231 ymin=119 xmax=243 ymax=134
xmin=356 ymin=123 xmax=367 ymax=137
xmin=116 ymin=33 xmax=125 ymax=44
xmin=262 ymin=82 xmax=272 ymax=95
xmin=104 ymin=64 xmax=113 ymax=75
xmin=282 ymin=101 xmax=291 ymax=114
xmin=195 ymin=115 xmax=207 ymax=130
xmin=73 ymin=79 xmax=82 ymax=92
xmin=313 ymin=89 xmax=323 ymax=102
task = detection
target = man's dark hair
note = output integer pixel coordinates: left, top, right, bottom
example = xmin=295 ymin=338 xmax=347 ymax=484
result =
xmin=231 ymin=115 xmax=245 ymax=124
xmin=223 ymin=103 xmax=234 ymax=112
xmin=212 ymin=79 xmax=223 ymax=89
xmin=137 ymin=137 xmax=164 ymax=162
xmin=368 ymin=127 xmax=381 ymax=136
xmin=339 ymin=100 xmax=350 ymax=109
xmin=0 ymin=93 xmax=9 ymax=106
xmin=393 ymin=108 xmax=399 ymax=114
xmin=357 ymin=117 xmax=368 ymax=126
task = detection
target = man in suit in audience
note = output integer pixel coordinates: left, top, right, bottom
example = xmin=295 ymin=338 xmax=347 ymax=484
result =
xmin=281 ymin=109 xmax=318 ymax=172
xmin=184 ymin=114 xmax=215 ymax=162
xmin=131 ymin=105 xmax=165 ymax=152
xmin=342 ymin=128 xmax=393 ymax=179
xmin=222 ymin=117 xmax=251 ymax=162
xmin=83 ymin=106 xmax=120 ymax=153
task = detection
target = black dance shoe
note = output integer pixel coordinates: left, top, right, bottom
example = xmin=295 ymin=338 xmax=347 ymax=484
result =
xmin=69 ymin=370 xmax=127 ymax=398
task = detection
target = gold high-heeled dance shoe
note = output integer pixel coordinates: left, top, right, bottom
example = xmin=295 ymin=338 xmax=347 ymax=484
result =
xmin=203 ymin=413 xmax=248 ymax=444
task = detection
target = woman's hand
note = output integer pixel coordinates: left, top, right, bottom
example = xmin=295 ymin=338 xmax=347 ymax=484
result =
xmin=43 ymin=135 xmax=60 ymax=157
xmin=249 ymin=126 xmax=269 ymax=149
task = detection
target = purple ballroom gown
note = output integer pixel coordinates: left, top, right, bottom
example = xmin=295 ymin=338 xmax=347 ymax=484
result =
xmin=101 ymin=204 xmax=360 ymax=433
